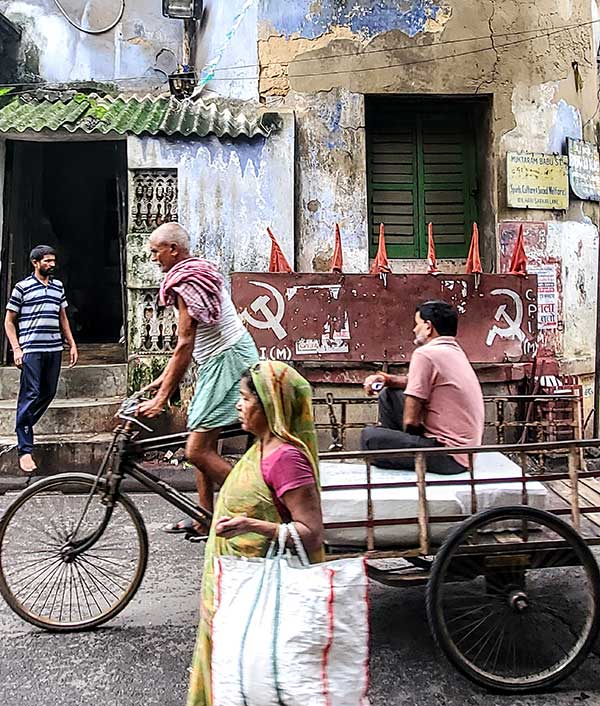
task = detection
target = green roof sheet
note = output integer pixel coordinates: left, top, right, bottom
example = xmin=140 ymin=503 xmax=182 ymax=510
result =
xmin=0 ymin=91 xmax=279 ymax=138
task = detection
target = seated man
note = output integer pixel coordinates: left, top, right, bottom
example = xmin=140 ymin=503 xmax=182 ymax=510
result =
xmin=361 ymin=300 xmax=484 ymax=475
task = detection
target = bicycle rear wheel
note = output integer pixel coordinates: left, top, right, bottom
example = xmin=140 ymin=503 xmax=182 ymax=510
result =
xmin=0 ymin=473 xmax=148 ymax=631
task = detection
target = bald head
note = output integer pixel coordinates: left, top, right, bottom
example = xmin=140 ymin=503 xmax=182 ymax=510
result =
xmin=149 ymin=223 xmax=192 ymax=272
xmin=150 ymin=223 xmax=191 ymax=252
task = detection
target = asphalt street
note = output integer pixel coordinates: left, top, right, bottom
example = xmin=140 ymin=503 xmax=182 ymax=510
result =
xmin=1 ymin=492 xmax=600 ymax=706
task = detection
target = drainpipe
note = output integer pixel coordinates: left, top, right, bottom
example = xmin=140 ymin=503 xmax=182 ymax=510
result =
xmin=182 ymin=18 xmax=197 ymax=69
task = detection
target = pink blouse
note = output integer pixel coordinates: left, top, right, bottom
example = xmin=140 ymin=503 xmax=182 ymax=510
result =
xmin=261 ymin=443 xmax=316 ymax=521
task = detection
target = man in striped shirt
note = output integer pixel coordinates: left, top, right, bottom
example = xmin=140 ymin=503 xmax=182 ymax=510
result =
xmin=4 ymin=245 xmax=78 ymax=473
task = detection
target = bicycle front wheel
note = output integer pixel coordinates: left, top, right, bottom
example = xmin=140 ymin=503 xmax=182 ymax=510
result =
xmin=0 ymin=473 xmax=148 ymax=631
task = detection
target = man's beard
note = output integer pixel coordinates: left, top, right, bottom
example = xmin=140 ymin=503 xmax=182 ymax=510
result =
xmin=40 ymin=267 xmax=55 ymax=276
xmin=413 ymin=334 xmax=428 ymax=347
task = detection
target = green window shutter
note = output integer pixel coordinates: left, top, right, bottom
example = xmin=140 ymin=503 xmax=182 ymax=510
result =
xmin=368 ymin=122 xmax=419 ymax=258
xmin=367 ymin=101 xmax=478 ymax=260
xmin=420 ymin=115 xmax=478 ymax=259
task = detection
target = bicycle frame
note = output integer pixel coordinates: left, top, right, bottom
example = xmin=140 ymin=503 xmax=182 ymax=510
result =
xmin=63 ymin=420 xmax=250 ymax=560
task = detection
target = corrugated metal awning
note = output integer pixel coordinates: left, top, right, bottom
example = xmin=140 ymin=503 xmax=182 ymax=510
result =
xmin=0 ymin=91 xmax=279 ymax=138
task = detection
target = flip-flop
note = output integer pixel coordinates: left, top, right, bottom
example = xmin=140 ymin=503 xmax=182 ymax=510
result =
xmin=162 ymin=518 xmax=207 ymax=536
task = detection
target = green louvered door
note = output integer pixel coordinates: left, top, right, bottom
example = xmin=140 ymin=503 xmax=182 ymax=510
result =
xmin=368 ymin=102 xmax=478 ymax=259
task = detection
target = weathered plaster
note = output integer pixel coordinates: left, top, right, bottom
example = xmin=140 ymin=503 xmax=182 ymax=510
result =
xmin=197 ymin=0 xmax=260 ymax=101
xmin=127 ymin=112 xmax=295 ymax=276
xmin=294 ymin=89 xmax=369 ymax=273
xmin=258 ymin=0 xmax=452 ymax=41
xmin=0 ymin=0 xmax=181 ymax=87
xmin=501 ymin=82 xmax=582 ymax=155
xmin=546 ymin=221 xmax=598 ymax=370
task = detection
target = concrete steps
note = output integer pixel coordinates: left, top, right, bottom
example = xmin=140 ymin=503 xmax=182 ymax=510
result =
xmin=0 ymin=432 xmax=198 ymax=495
xmin=0 ymin=361 xmax=128 ymax=483
xmin=0 ymin=396 xmax=123 ymax=435
xmin=0 ymin=363 xmax=126 ymax=400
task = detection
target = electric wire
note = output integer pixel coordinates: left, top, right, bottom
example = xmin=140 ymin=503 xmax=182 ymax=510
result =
xmin=52 ymin=0 xmax=125 ymax=35
xmin=0 ymin=15 xmax=597 ymax=89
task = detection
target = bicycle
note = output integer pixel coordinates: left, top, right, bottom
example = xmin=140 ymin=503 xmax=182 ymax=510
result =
xmin=0 ymin=394 xmax=246 ymax=632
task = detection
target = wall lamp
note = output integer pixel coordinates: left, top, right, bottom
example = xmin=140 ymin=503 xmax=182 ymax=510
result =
xmin=162 ymin=0 xmax=203 ymax=20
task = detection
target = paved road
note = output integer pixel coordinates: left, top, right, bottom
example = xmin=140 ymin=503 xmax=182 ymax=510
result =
xmin=1 ymin=493 xmax=600 ymax=706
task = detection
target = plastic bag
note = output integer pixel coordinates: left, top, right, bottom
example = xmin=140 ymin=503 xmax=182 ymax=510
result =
xmin=211 ymin=523 xmax=370 ymax=706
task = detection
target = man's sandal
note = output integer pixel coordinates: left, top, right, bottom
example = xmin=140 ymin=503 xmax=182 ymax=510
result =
xmin=162 ymin=517 xmax=208 ymax=539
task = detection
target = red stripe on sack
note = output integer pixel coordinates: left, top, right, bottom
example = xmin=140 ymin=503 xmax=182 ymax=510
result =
xmin=321 ymin=568 xmax=336 ymax=706
xmin=360 ymin=558 xmax=371 ymax=705
xmin=210 ymin=558 xmax=224 ymax=705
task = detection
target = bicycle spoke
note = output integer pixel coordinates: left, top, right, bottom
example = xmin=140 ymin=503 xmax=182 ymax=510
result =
xmin=0 ymin=476 xmax=146 ymax=629
xmin=77 ymin=555 xmax=128 ymax=593
xmin=75 ymin=560 xmax=118 ymax=608
xmin=24 ymin=560 xmax=66 ymax=612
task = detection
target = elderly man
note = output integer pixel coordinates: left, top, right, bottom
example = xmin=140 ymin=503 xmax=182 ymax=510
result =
xmin=362 ymin=300 xmax=484 ymax=474
xmin=137 ymin=223 xmax=258 ymax=534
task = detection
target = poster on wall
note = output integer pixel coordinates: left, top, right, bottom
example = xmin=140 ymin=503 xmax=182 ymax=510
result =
xmin=567 ymin=138 xmax=600 ymax=201
xmin=527 ymin=263 xmax=559 ymax=330
xmin=507 ymin=152 xmax=569 ymax=210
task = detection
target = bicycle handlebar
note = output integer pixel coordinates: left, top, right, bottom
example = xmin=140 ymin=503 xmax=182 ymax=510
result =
xmin=115 ymin=392 xmax=154 ymax=432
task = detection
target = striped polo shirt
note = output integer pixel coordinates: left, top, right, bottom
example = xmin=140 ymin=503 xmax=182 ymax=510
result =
xmin=6 ymin=275 xmax=67 ymax=354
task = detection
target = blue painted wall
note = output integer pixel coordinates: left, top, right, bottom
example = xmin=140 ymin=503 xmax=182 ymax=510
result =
xmin=258 ymin=0 xmax=448 ymax=39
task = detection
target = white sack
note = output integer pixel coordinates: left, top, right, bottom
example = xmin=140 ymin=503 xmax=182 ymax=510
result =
xmin=211 ymin=530 xmax=369 ymax=706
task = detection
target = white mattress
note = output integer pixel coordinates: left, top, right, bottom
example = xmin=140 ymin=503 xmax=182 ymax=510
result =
xmin=321 ymin=452 xmax=547 ymax=549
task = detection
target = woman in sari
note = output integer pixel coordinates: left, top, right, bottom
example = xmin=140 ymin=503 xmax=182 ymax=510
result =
xmin=187 ymin=360 xmax=324 ymax=706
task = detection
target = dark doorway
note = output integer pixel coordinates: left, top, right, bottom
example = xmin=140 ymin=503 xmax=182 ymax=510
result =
xmin=1 ymin=139 xmax=127 ymax=363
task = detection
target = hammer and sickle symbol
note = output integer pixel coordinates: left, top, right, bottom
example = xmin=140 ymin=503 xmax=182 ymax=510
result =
xmin=241 ymin=281 xmax=287 ymax=341
xmin=485 ymin=288 xmax=526 ymax=347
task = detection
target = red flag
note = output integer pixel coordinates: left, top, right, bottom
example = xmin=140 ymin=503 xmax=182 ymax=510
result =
xmin=331 ymin=223 xmax=343 ymax=273
xmin=465 ymin=222 xmax=483 ymax=274
xmin=509 ymin=223 xmax=527 ymax=275
xmin=267 ymin=228 xmax=293 ymax=273
xmin=370 ymin=223 xmax=392 ymax=274
xmin=426 ymin=222 xmax=440 ymax=275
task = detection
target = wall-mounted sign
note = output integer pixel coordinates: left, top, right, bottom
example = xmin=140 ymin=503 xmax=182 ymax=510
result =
xmin=567 ymin=138 xmax=600 ymax=201
xmin=507 ymin=152 xmax=569 ymax=210
xmin=232 ymin=273 xmax=539 ymax=365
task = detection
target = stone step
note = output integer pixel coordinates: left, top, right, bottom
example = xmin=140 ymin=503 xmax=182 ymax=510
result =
xmin=0 ymin=432 xmax=197 ymax=495
xmin=0 ymin=396 xmax=123 ymax=435
xmin=0 ymin=363 xmax=127 ymax=400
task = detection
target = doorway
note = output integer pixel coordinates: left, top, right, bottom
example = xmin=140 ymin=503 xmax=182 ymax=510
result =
xmin=1 ymin=139 xmax=127 ymax=364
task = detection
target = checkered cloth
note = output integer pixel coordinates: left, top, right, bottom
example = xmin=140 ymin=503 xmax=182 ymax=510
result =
xmin=159 ymin=257 xmax=224 ymax=325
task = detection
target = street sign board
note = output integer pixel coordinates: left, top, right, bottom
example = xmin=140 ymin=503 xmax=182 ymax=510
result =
xmin=567 ymin=138 xmax=600 ymax=201
xmin=507 ymin=152 xmax=569 ymax=210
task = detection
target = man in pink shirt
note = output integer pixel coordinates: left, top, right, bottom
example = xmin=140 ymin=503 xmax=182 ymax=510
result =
xmin=361 ymin=301 xmax=484 ymax=474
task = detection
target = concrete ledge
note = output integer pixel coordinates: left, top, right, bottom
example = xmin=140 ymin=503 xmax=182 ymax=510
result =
xmin=0 ymin=463 xmax=198 ymax=496
xmin=0 ymin=397 xmax=123 ymax=435
xmin=0 ymin=364 xmax=127 ymax=400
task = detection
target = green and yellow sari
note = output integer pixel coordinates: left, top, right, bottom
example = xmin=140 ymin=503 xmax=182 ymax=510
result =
xmin=187 ymin=361 xmax=323 ymax=706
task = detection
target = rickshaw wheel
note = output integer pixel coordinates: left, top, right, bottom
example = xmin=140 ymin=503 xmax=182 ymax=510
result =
xmin=426 ymin=506 xmax=600 ymax=693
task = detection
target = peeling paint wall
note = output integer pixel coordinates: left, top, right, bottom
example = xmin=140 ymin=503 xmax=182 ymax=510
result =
xmin=294 ymin=89 xmax=368 ymax=272
xmin=546 ymin=221 xmax=598 ymax=368
xmin=0 ymin=0 xmax=181 ymax=88
xmin=200 ymin=0 xmax=600 ymax=373
xmin=196 ymin=0 xmax=259 ymax=101
xmin=127 ymin=113 xmax=295 ymax=275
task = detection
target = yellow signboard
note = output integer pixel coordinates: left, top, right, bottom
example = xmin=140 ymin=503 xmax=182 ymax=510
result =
xmin=507 ymin=152 xmax=569 ymax=210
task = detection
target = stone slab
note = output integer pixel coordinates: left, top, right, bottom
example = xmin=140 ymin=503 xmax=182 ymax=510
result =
xmin=0 ymin=364 xmax=127 ymax=400
xmin=0 ymin=396 xmax=123 ymax=435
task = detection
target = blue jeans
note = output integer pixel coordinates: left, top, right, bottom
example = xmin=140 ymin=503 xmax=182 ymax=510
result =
xmin=16 ymin=351 xmax=62 ymax=455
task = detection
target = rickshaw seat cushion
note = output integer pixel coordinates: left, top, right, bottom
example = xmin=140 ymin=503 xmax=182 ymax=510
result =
xmin=321 ymin=451 xmax=547 ymax=548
